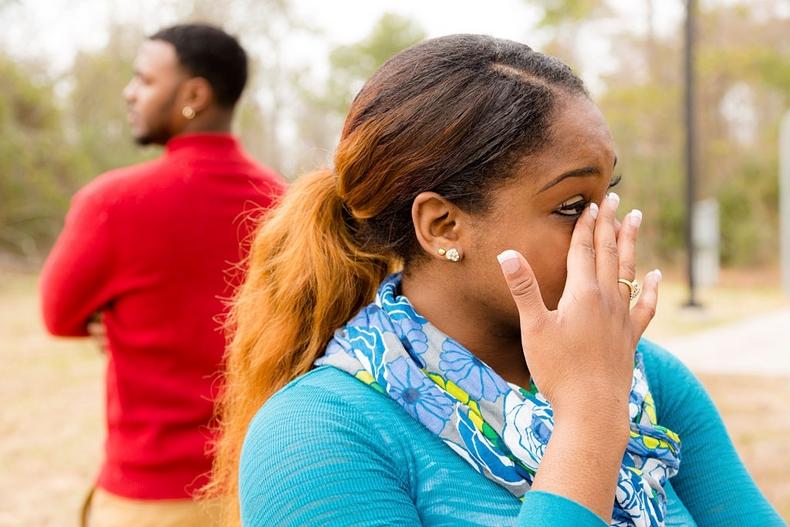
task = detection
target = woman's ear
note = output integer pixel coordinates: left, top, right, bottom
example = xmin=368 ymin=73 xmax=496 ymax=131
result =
xmin=411 ymin=192 xmax=465 ymax=262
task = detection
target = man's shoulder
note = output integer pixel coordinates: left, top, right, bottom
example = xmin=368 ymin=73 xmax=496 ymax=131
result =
xmin=76 ymin=158 xmax=164 ymax=204
xmin=237 ymin=153 xmax=287 ymax=195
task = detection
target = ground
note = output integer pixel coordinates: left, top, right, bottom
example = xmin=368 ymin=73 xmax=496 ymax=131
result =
xmin=1 ymin=268 xmax=788 ymax=526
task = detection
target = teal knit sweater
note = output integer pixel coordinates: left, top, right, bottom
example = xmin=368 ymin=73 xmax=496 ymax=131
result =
xmin=239 ymin=340 xmax=784 ymax=526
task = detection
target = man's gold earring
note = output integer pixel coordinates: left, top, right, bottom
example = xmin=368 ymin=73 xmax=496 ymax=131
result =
xmin=182 ymin=106 xmax=196 ymax=119
xmin=437 ymin=247 xmax=461 ymax=262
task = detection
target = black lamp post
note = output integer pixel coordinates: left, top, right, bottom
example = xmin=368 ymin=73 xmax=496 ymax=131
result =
xmin=684 ymin=0 xmax=702 ymax=307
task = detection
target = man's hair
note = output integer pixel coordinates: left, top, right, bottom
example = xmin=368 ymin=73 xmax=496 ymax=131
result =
xmin=149 ymin=23 xmax=248 ymax=108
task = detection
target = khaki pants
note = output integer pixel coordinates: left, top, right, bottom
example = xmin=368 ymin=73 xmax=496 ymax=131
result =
xmin=81 ymin=487 xmax=221 ymax=527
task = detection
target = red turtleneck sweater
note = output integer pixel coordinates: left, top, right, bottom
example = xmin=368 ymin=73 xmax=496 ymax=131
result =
xmin=40 ymin=133 xmax=286 ymax=499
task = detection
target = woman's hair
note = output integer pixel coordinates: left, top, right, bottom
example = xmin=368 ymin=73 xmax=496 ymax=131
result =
xmin=208 ymin=34 xmax=587 ymax=523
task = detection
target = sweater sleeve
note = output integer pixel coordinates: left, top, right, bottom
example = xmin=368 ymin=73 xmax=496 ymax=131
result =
xmin=40 ymin=184 xmax=116 ymax=336
xmin=641 ymin=340 xmax=785 ymax=526
xmin=517 ymin=491 xmax=608 ymax=527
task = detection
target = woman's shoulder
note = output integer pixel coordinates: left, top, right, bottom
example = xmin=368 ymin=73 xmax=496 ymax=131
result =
xmin=637 ymin=337 xmax=697 ymax=384
xmin=252 ymin=365 xmax=398 ymax=420
xmin=241 ymin=366 xmax=416 ymax=466
xmin=637 ymin=337 xmax=711 ymax=418
xmin=239 ymin=366 xmax=420 ymax=523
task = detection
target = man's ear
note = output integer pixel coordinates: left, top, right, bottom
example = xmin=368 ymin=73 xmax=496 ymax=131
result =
xmin=411 ymin=192 xmax=465 ymax=261
xmin=180 ymin=77 xmax=213 ymax=114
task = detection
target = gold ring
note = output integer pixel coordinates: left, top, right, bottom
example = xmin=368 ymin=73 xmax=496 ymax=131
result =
xmin=618 ymin=278 xmax=641 ymax=301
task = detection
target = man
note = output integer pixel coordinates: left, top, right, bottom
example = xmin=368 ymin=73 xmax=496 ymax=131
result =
xmin=40 ymin=24 xmax=285 ymax=526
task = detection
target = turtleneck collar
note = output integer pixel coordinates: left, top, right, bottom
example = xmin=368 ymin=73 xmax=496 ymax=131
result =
xmin=165 ymin=132 xmax=240 ymax=155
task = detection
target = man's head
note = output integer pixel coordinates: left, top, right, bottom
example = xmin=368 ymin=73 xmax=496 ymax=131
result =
xmin=123 ymin=24 xmax=248 ymax=145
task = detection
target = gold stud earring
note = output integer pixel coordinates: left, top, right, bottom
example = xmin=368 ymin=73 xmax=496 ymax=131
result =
xmin=438 ymin=247 xmax=461 ymax=262
xmin=182 ymin=106 xmax=196 ymax=119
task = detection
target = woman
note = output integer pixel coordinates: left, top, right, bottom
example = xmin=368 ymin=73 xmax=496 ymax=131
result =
xmin=211 ymin=35 xmax=783 ymax=526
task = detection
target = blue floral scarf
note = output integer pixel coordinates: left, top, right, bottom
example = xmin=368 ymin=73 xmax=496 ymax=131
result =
xmin=316 ymin=274 xmax=681 ymax=527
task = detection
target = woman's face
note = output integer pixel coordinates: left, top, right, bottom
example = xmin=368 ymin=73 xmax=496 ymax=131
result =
xmin=460 ymin=94 xmax=618 ymax=333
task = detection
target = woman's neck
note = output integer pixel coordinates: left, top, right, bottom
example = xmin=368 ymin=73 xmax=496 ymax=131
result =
xmin=400 ymin=269 xmax=531 ymax=389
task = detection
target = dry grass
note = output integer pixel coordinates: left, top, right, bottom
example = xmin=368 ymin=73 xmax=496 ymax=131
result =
xmin=1 ymin=268 xmax=788 ymax=525
xmin=696 ymin=374 xmax=790 ymax=521
xmin=0 ymin=270 xmax=102 ymax=527
xmin=643 ymin=268 xmax=789 ymax=342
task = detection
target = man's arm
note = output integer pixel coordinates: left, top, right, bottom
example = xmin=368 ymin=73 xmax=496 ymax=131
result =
xmin=40 ymin=185 xmax=116 ymax=337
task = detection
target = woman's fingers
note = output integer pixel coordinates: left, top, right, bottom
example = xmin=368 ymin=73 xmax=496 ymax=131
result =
xmin=594 ymin=193 xmax=621 ymax=298
xmin=564 ymin=202 xmax=598 ymax=293
xmin=630 ymin=269 xmax=662 ymax=339
xmin=498 ymin=249 xmax=548 ymax=330
xmin=616 ymin=209 xmax=642 ymax=302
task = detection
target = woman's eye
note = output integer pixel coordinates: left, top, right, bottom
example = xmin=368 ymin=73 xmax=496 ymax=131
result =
xmin=555 ymin=195 xmax=588 ymax=217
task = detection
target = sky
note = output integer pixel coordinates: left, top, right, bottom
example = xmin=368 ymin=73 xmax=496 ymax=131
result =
xmin=2 ymin=0 xmax=690 ymax=93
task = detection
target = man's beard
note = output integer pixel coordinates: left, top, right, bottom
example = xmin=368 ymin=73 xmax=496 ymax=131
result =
xmin=133 ymin=129 xmax=169 ymax=146
xmin=130 ymin=91 xmax=179 ymax=146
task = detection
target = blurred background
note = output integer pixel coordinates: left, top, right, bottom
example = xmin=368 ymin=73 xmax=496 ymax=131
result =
xmin=1 ymin=0 xmax=788 ymax=525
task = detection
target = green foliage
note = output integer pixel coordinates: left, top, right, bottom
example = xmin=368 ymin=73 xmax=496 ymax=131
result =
xmin=0 ymin=25 xmax=151 ymax=261
xmin=593 ymin=2 xmax=788 ymax=268
xmin=0 ymin=54 xmax=83 ymax=258
xmin=67 ymin=25 xmax=152 ymax=181
xmin=533 ymin=0 xmax=609 ymax=27
xmin=717 ymin=154 xmax=780 ymax=266
xmin=0 ymin=1 xmax=787 ymax=270
xmin=323 ymin=13 xmax=427 ymax=117
xmin=287 ymin=12 xmax=427 ymax=175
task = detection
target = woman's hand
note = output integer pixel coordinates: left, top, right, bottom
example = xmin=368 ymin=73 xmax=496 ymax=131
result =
xmin=496 ymin=192 xmax=661 ymax=522
xmin=497 ymin=191 xmax=659 ymax=416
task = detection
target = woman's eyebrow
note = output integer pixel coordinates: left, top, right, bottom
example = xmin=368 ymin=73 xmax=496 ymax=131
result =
xmin=537 ymin=166 xmax=600 ymax=194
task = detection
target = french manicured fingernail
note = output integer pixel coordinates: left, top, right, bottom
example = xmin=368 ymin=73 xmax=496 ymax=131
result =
xmin=652 ymin=269 xmax=662 ymax=282
xmin=497 ymin=250 xmax=522 ymax=275
xmin=607 ymin=192 xmax=620 ymax=208
xmin=589 ymin=203 xmax=599 ymax=219
xmin=630 ymin=209 xmax=642 ymax=228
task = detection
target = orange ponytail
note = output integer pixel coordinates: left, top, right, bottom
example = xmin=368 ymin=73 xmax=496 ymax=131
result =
xmin=208 ymin=169 xmax=393 ymax=525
